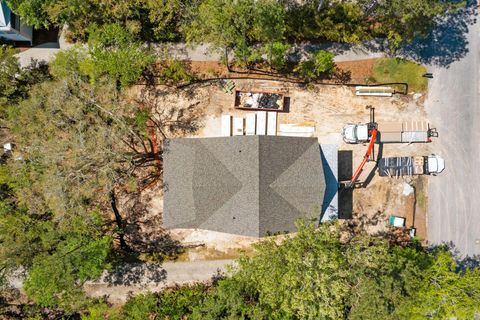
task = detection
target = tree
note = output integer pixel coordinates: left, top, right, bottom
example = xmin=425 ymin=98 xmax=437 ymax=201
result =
xmin=194 ymin=222 xmax=351 ymax=319
xmin=266 ymin=41 xmax=291 ymax=71
xmin=183 ymin=0 xmax=256 ymax=69
xmin=253 ymin=0 xmax=287 ymax=69
xmin=6 ymin=0 xmax=54 ymax=28
xmin=295 ymin=50 xmax=335 ymax=82
xmin=313 ymin=2 xmax=368 ymax=43
xmin=284 ymin=0 xmax=368 ymax=43
xmin=357 ymin=0 xmax=464 ymax=50
xmin=0 ymin=46 xmax=50 ymax=112
xmin=0 ymin=71 xmax=162 ymax=309
xmin=82 ymin=23 xmax=155 ymax=90
xmin=0 ymin=46 xmax=20 ymax=108
xmin=7 ymin=0 xmax=184 ymax=42
xmin=190 ymin=221 xmax=480 ymax=319
xmin=396 ymin=249 xmax=480 ymax=319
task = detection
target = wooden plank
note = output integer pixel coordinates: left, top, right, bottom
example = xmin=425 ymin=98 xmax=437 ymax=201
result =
xmin=256 ymin=111 xmax=266 ymax=135
xmin=245 ymin=113 xmax=256 ymax=135
xmin=267 ymin=112 xmax=277 ymax=136
xmin=233 ymin=117 xmax=244 ymax=136
xmin=221 ymin=115 xmax=232 ymax=136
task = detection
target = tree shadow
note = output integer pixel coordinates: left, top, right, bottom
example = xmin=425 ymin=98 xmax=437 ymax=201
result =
xmin=425 ymin=241 xmax=480 ymax=271
xmin=120 ymin=188 xmax=184 ymax=257
xmin=397 ymin=0 xmax=478 ymax=67
xmin=103 ymin=262 xmax=167 ymax=286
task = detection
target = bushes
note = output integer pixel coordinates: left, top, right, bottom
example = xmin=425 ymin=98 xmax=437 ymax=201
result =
xmin=157 ymin=58 xmax=195 ymax=85
xmin=295 ymin=50 xmax=336 ymax=82
xmin=50 ymin=24 xmax=155 ymax=90
xmin=81 ymin=284 xmax=209 ymax=320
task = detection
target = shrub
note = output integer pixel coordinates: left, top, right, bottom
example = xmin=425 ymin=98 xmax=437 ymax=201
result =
xmin=158 ymin=58 xmax=195 ymax=85
xmin=295 ymin=50 xmax=335 ymax=82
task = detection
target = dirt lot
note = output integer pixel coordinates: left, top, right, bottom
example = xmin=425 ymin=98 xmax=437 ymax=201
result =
xmin=137 ymin=77 xmax=432 ymax=259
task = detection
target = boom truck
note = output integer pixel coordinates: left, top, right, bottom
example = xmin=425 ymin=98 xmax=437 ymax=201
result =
xmin=379 ymin=155 xmax=445 ymax=177
xmin=342 ymin=119 xmax=438 ymax=144
xmin=340 ymin=107 xmax=444 ymax=188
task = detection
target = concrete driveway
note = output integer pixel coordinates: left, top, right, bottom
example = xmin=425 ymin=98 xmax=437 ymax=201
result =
xmin=402 ymin=4 xmax=480 ymax=256
xmin=84 ymin=259 xmax=235 ymax=304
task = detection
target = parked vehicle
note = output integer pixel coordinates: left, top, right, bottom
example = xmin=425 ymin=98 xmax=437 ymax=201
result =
xmin=378 ymin=154 xmax=445 ymax=177
xmin=342 ymin=121 xmax=438 ymax=144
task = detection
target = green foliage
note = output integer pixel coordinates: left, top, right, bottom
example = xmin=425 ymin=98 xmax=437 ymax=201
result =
xmin=358 ymin=0 xmax=465 ymax=51
xmin=372 ymin=58 xmax=428 ymax=92
xmin=81 ymin=302 xmax=121 ymax=320
xmin=397 ymin=249 xmax=480 ymax=319
xmin=314 ymin=2 xmax=368 ymax=43
xmin=184 ymin=0 xmax=287 ymax=68
xmin=0 ymin=46 xmax=50 ymax=112
xmin=7 ymin=0 xmax=183 ymax=41
xmin=295 ymin=50 xmax=335 ymax=82
xmin=83 ymin=23 xmax=155 ymax=89
xmin=23 ymin=217 xmax=111 ymax=311
xmin=49 ymin=46 xmax=89 ymax=80
xmin=0 ymin=45 xmax=20 ymax=107
xmin=157 ymin=58 xmax=194 ymax=85
xmin=122 ymin=292 xmax=158 ymax=320
xmin=184 ymin=0 xmax=254 ymax=67
xmin=313 ymin=50 xmax=336 ymax=73
xmin=189 ymin=222 xmax=480 ymax=319
xmin=6 ymin=0 xmax=52 ymax=28
xmin=286 ymin=1 xmax=368 ymax=43
xmin=0 ymin=165 xmax=111 ymax=312
xmin=265 ymin=42 xmax=291 ymax=71
xmin=81 ymin=285 xmax=208 ymax=319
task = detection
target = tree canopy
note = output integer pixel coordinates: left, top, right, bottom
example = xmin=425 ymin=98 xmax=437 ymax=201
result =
xmin=71 ymin=222 xmax=480 ymax=319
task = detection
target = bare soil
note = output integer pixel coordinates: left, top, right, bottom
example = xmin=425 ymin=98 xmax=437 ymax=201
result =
xmin=130 ymin=74 xmax=431 ymax=259
xmin=187 ymin=59 xmax=375 ymax=85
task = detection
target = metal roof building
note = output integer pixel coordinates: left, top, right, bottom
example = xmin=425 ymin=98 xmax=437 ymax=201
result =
xmin=163 ymin=136 xmax=329 ymax=237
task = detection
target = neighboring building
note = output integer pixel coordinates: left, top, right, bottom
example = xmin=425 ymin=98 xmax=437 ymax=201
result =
xmin=0 ymin=1 xmax=33 ymax=43
xmin=163 ymin=136 xmax=336 ymax=237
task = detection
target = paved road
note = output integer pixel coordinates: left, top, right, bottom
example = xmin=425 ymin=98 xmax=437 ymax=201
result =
xmin=420 ymin=7 xmax=480 ymax=256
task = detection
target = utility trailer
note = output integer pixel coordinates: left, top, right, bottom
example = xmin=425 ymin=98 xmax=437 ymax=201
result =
xmin=343 ymin=121 xmax=438 ymax=144
xmin=378 ymin=155 xmax=445 ymax=177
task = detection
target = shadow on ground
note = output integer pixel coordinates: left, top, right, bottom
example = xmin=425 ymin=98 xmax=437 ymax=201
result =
xmin=397 ymin=0 xmax=478 ymax=67
xmin=103 ymin=262 xmax=167 ymax=286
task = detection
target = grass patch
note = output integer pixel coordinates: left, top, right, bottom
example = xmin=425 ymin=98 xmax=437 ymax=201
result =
xmin=372 ymin=58 xmax=428 ymax=92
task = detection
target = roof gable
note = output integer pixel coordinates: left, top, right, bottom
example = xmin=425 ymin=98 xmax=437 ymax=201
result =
xmin=163 ymin=136 xmax=325 ymax=237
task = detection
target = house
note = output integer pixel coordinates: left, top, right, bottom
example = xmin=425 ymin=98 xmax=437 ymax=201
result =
xmin=163 ymin=136 xmax=337 ymax=237
xmin=0 ymin=1 xmax=33 ymax=43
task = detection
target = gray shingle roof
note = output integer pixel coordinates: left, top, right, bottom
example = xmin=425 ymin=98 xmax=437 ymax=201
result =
xmin=163 ymin=136 xmax=326 ymax=237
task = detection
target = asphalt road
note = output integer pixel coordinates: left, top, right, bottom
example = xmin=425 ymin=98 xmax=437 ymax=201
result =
xmin=421 ymin=8 xmax=480 ymax=256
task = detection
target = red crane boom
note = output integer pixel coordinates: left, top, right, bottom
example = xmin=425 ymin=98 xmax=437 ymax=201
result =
xmin=349 ymin=128 xmax=377 ymax=186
